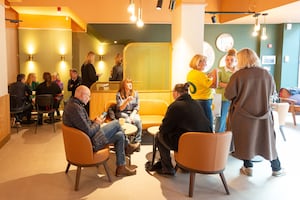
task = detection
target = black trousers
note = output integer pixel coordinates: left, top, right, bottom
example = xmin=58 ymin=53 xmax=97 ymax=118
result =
xmin=155 ymin=133 xmax=174 ymax=170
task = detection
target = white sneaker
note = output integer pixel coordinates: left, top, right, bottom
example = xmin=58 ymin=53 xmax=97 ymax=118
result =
xmin=272 ymin=169 xmax=286 ymax=177
xmin=240 ymin=166 xmax=253 ymax=177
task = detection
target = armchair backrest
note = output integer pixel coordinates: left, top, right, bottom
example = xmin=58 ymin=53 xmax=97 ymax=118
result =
xmin=9 ymin=94 xmax=24 ymax=112
xmin=62 ymin=124 xmax=94 ymax=165
xmin=175 ymin=131 xmax=232 ymax=172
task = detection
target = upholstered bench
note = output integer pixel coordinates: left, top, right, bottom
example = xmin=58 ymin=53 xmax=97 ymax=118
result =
xmin=104 ymin=99 xmax=168 ymax=130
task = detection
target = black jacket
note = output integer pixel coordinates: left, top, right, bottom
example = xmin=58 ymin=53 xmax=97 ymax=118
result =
xmin=81 ymin=63 xmax=98 ymax=88
xmin=159 ymin=93 xmax=212 ymax=151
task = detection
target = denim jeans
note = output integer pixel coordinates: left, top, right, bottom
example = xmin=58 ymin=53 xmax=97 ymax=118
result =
xmin=102 ymin=120 xmax=128 ymax=166
xmin=196 ymin=99 xmax=213 ymax=129
xmin=215 ymin=100 xmax=231 ymax=133
xmin=121 ymin=112 xmax=142 ymax=143
xmin=243 ymin=157 xmax=281 ymax=171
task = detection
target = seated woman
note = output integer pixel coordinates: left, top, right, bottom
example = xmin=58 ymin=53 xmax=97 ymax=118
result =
xmin=36 ymin=72 xmax=62 ymax=124
xmin=279 ymin=88 xmax=300 ymax=105
xmin=116 ymin=78 xmax=142 ymax=151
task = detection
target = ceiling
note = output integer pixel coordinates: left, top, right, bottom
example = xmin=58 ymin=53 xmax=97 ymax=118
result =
xmin=6 ymin=0 xmax=300 ymax=25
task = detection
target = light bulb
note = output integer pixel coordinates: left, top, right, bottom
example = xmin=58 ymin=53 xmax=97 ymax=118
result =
xmin=130 ymin=13 xmax=137 ymax=22
xmin=261 ymin=27 xmax=268 ymax=40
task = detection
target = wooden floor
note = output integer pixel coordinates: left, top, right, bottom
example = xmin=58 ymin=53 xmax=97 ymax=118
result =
xmin=0 ymin=113 xmax=299 ymax=200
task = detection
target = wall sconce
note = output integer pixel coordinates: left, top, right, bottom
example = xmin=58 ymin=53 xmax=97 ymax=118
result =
xmin=28 ymin=54 xmax=33 ymax=61
xmin=61 ymin=55 xmax=65 ymax=61
xmin=99 ymin=55 xmax=104 ymax=61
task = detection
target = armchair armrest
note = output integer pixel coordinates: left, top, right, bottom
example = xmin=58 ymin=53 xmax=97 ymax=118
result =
xmin=279 ymin=97 xmax=297 ymax=105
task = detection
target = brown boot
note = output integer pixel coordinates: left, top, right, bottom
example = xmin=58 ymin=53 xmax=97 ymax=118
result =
xmin=115 ymin=165 xmax=136 ymax=177
xmin=125 ymin=143 xmax=140 ymax=155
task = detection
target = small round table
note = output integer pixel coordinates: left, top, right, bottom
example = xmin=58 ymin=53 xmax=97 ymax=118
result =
xmin=147 ymin=126 xmax=160 ymax=166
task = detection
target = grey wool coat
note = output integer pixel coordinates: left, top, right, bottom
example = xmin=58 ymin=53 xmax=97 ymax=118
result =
xmin=225 ymin=67 xmax=278 ymax=161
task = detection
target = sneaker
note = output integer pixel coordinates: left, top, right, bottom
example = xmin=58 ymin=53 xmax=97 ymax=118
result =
xmin=240 ymin=166 xmax=253 ymax=177
xmin=145 ymin=161 xmax=162 ymax=172
xmin=272 ymin=169 xmax=286 ymax=177
xmin=115 ymin=165 xmax=136 ymax=177
xmin=156 ymin=167 xmax=176 ymax=176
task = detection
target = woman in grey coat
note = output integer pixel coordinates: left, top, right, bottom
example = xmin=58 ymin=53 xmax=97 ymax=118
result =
xmin=225 ymin=48 xmax=284 ymax=177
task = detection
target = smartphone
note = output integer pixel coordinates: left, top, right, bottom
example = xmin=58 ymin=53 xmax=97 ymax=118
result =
xmin=99 ymin=112 xmax=107 ymax=119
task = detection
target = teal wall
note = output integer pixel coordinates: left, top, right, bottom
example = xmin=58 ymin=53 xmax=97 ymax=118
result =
xmin=204 ymin=23 xmax=300 ymax=90
xmin=280 ymin=24 xmax=300 ymax=88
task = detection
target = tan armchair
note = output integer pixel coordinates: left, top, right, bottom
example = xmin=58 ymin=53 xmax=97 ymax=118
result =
xmin=279 ymin=97 xmax=300 ymax=126
xmin=62 ymin=124 xmax=111 ymax=191
xmin=174 ymin=131 xmax=232 ymax=197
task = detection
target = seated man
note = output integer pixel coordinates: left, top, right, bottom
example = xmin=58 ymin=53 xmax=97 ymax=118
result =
xmin=8 ymin=73 xmax=33 ymax=125
xmin=149 ymin=83 xmax=212 ymax=176
xmin=279 ymin=88 xmax=300 ymax=105
xmin=63 ymin=85 xmax=139 ymax=177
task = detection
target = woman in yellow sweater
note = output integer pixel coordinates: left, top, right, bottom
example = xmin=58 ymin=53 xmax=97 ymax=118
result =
xmin=187 ymin=54 xmax=217 ymax=129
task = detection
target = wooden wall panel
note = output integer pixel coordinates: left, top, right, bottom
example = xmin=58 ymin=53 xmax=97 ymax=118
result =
xmin=0 ymin=94 xmax=11 ymax=148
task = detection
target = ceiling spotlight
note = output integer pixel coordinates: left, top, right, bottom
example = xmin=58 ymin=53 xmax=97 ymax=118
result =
xmin=168 ymin=0 xmax=176 ymax=11
xmin=211 ymin=15 xmax=216 ymax=23
xmin=156 ymin=0 xmax=163 ymax=10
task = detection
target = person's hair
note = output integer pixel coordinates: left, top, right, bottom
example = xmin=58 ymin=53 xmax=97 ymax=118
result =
xmin=174 ymin=82 xmax=190 ymax=95
xmin=84 ymin=51 xmax=95 ymax=65
xmin=25 ymin=73 xmax=35 ymax=85
xmin=118 ymin=78 xmax=134 ymax=99
xmin=236 ymin=48 xmax=260 ymax=70
xmin=227 ymin=48 xmax=237 ymax=57
xmin=43 ymin=72 xmax=52 ymax=87
xmin=189 ymin=54 xmax=207 ymax=69
xmin=52 ymin=72 xmax=61 ymax=81
xmin=70 ymin=68 xmax=78 ymax=73
xmin=17 ymin=74 xmax=25 ymax=82
xmin=115 ymin=53 xmax=123 ymax=65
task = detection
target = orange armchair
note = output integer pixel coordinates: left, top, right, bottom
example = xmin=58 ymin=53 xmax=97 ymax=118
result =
xmin=174 ymin=131 xmax=232 ymax=197
xmin=62 ymin=124 xmax=111 ymax=191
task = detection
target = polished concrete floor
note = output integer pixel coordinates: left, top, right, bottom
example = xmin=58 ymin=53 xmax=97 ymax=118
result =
xmin=0 ymin=113 xmax=299 ymax=200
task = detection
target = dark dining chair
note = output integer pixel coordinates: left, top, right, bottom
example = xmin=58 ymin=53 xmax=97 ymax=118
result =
xmin=35 ymin=94 xmax=56 ymax=134
xmin=9 ymin=94 xmax=25 ymax=133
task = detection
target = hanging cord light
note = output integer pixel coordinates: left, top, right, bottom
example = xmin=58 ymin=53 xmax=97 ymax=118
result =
xmin=156 ymin=0 xmax=163 ymax=10
xmin=251 ymin=13 xmax=260 ymax=37
xmin=261 ymin=13 xmax=268 ymax=40
xmin=128 ymin=0 xmax=135 ymax=13
xmin=136 ymin=0 xmax=144 ymax=28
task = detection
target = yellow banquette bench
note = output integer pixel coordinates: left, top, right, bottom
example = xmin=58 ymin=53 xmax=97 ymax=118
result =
xmin=104 ymin=99 xmax=168 ymax=130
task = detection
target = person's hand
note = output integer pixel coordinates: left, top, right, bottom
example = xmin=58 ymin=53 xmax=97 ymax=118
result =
xmin=94 ymin=116 xmax=104 ymax=125
xmin=127 ymin=96 xmax=134 ymax=102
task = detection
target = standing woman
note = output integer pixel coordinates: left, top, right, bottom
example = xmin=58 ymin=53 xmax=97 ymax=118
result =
xmin=187 ymin=54 xmax=216 ymax=129
xmin=116 ymin=78 xmax=142 ymax=150
xmin=81 ymin=51 xmax=100 ymax=114
xmin=225 ymin=48 xmax=284 ymax=177
xmin=215 ymin=48 xmax=237 ymax=132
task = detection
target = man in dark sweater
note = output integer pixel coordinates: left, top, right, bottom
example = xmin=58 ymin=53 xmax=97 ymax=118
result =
xmin=150 ymin=83 xmax=212 ymax=176
xmin=63 ymin=85 xmax=139 ymax=177
xmin=8 ymin=74 xmax=33 ymax=125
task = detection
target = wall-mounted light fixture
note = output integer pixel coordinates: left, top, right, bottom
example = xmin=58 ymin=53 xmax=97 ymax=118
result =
xmin=156 ymin=0 xmax=163 ymax=10
xmin=99 ymin=55 xmax=104 ymax=61
xmin=61 ymin=55 xmax=65 ymax=61
xmin=28 ymin=54 xmax=33 ymax=61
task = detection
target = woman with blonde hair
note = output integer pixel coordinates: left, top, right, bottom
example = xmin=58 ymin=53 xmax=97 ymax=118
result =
xmin=215 ymin=48 xmax=237 ymax=132
xmin=25 ymin=73 xmax=39 ymax=91
xmin=225 ymin=48 xmax=284 ymax=177
xmin=116 ymin=78 xmax=142 ymax=150
xmin=186 ymin=54 xmax=217 ymax=129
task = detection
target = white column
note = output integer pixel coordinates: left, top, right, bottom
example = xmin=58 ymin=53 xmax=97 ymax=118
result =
xmin=171 ymin=1 xmax=206 ymax=87
xmin=0 ymin=2 xmax=8 ymax=95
